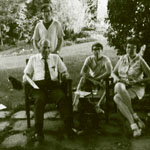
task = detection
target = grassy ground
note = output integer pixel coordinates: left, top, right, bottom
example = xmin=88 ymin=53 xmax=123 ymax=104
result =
xmin=0 ymin=41 xmax=117 ymax=110
xmin=1 ymin=41 xmax=150 ymax=150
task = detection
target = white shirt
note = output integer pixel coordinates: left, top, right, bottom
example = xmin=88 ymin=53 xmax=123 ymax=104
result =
xmin=24 ymin=53 xmax=67 ymax=81
xmin=32 ymin=20 xmax=64 ymax=52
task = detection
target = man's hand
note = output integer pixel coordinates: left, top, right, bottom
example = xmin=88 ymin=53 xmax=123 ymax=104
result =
xmin=61 ymin=72 xmax=70 ymax=81
xmin=22 ymin=74 xmax=28 ymax=83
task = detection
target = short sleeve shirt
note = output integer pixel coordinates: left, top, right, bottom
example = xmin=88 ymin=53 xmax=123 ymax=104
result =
xmin=81 ymin=55 xmax=112 ymax=78
xmin=32 ymin=20 xmax=64 ymax=52
xmin=118 ymin=54 xmax=144 ymax=81
xmin=24 ymin=53 xmax=67 ymax=81
xmin=117 ymin=54 xmax=145 ymax=99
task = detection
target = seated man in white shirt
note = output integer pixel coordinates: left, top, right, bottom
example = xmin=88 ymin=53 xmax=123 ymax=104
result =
xmin=23 ymin=39 xmax=73 ymax=144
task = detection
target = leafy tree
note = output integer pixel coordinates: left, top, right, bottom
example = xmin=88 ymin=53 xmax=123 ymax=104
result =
xmin=0 ymin=0 xmax=25 ymax=45
xmin=26 ymin=0 xmax=87 ymax=41
xmin=0 ymin=0 xmax=99 ymax=47
xmin=106 ymin=0 xmax=150 ymax=65
xmin=52 ymin=0 xmax=86 ymax=40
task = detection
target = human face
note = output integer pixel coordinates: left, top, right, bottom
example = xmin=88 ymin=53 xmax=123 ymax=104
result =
xmin=126 ymin=43 xmax=137 ymax=58
xmin=40 ymin=41 xmax=51 ymax=58
xmin=42 ymin=7 xmax=52 ymax=22
xmin=92 ymin=47 xmax=101 ymax=58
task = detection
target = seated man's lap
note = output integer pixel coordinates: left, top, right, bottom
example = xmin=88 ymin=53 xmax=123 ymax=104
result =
xmin=30 ymin=86 xmax=66 ymax=104
xmin=81 ymin=79 xmax=97 ymax=92
xmin=47 ymin=88 xmax=66 ymax=104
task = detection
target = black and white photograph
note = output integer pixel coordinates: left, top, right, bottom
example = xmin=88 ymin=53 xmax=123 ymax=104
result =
xmin=0 ymin=0 xmax=150 ymax=149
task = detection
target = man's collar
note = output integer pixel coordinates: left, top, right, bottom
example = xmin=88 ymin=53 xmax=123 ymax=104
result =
xmin=39 ymin=53 xmax=50 ymax=60
xmin=42 ymin=19 xmax=53 ymax=24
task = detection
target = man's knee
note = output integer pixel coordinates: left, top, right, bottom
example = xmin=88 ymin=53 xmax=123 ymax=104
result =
xmin=114 ymin=82 xmax=126 ymax=94
xmin=113 ymin=94 xmax=122 ymax=104
xmin=32 ymin=90 xmax=46 ymax=104
xmin=114 ymin=94 xmax=119 ymax=103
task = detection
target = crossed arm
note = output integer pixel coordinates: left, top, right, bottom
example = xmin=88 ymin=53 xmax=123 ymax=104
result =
xmin=80 ymin=60 xmax=112 ymax=85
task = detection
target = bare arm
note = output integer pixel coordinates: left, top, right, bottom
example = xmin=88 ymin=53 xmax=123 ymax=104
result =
xmin=95 ymin=60 xmax=112 ymax=80
xmin=54 ymin=36 xmax=63 ymax=54
xmin=32 ymin=22 xmax=40 ymax=52
xmin=80 ymin=57 xmax=91 ymax=78
xmin=112 ymin=57 xmax=121 ymax=83
xmin=54 ymin=22 xmax=64 ymax=54
xmin=140 ymin=57 xmax=150 ymax=78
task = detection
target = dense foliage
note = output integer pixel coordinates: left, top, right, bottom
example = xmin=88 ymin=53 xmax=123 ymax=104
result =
xmin=0 ymin=0 xmax=99 ymax=48
xmin=106 ymin=0 xmax=150 ymax=64
xmin=0 ymin=0 xmax=21 ymax=45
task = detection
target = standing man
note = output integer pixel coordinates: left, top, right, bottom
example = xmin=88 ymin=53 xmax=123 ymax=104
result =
xmin=23 ymin=39 xmax=73 ymax=144
xmin=33 ymin=4 xmax=64 ymax=54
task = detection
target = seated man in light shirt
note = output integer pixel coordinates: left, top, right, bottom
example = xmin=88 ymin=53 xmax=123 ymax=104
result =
xmin=79 ymin=42 xmax=112 ymax=91
xmin=73 ymin=42 xmax=112 ymax=110
xmin=23 ymin=39 xmax=73 ymax=144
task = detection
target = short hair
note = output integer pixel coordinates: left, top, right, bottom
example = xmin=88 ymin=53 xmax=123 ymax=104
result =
xmin=92 ymin=42 xmax=103 ymax=51
xmin=41 ymin=3 xmax=52 ymax=12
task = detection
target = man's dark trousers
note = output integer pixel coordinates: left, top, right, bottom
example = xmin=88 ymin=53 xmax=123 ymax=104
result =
xmin=31 ymin=81 xmax=73 ymax=136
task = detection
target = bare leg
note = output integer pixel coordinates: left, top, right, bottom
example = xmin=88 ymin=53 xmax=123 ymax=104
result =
xmin=114 ymin=93 xmax=141 ymax=137
xmin=73 ymin=77 xmax=86 ymax=110
xmin=76 ymin=77 xmax=85 ymax=91
xmin=114 ymin=94 xmax=134 ymax=124
xmin=114 ymin=82 xmax=135 ymax=114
